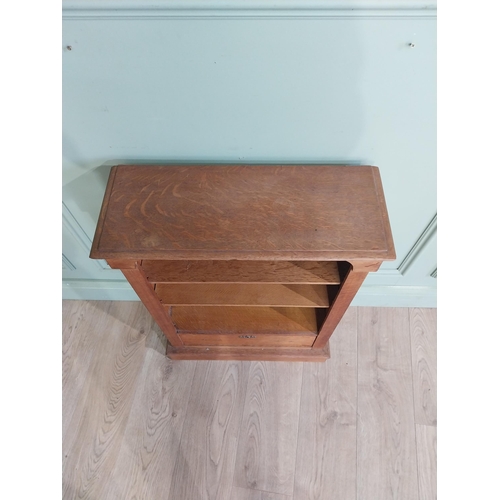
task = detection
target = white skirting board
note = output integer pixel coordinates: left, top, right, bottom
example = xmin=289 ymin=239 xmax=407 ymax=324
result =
xmin=62 ymin=280 xmax=436 ymax=307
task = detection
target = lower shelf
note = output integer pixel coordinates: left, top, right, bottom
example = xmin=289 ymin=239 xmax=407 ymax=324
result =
xmin=170 ymin=306 xmax=319 ymax=335
xmin=167 ymin=343 xmax=330 ymax=362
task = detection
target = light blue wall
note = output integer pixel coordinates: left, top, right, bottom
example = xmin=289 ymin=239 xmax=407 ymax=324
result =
xmin=62 ymin=0 xmax=436 ymax=306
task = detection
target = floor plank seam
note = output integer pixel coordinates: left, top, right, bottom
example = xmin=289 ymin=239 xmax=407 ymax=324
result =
xmin=355 ymin=306 xmax=359 ymax=500
xmin=229 ymin=362 xmax=251 ymax=497
xmin=63 ymin=302 xmax=436 ymax=500
xmin=409 ymin=308 xmax=422 ymax=500
xmin=166 ymin=359 xmax=200 ymax=499
xmin=290 ymin=361 xmax=305 ymax=500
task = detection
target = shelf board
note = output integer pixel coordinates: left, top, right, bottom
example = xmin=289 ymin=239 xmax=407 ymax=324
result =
xmin=155 ymin=283 xmax=329 ymax=308
xmin=171 ymin=306 xmax=319 ymax=335
xmin=179 ymin=332 xmax=316 ymax=348
xmin=143 ymin=260 xmax=340 ymax=284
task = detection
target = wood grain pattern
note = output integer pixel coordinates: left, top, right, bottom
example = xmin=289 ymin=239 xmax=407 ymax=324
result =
xmin=62 ymin=301 xmax=105 ymax=440
xmin=168 ymin=361 xmax=250 ymax=500
xmin=62 ymin=302 xmax=152 ymax=500
xmin=415 ymin=424 xmax=437 ymax=500
xmin=357 ymin=307 xmax=418 ymax=500
xmin=234 ymin=361 xmax=303 ymax=496
xmin=313 ymin=264 xmax=367 ymax=348
xmin=171 ymin=306 xmax=319 ymax=334
xmin=102 ymin=330 xmax=196 ymax=499
xmin=293 ymin=308 xmax=357 ymax=500
xmin=167 ymin=343 xmax=330 ymax=362
xmin=121 ymin=264 xmax=183 ymax=346
xmin=410 ymin=308 xmax=437 ymax=426
xmin=90 ymin=165 xmax=396 ymax=261
xmin=89 ymin=165 xmax=396 ymax=362
xmin=142 ymin=260 xmax=341 ymax=284
xmin=155 ymin=283 xmax=330 ymax=307
xmin=89 ymin=164 xmax=118 ymax=259
xmin=63 ymin=302 xmax=436 ymax=499
xmin=179 ymin=332 xmax=316 ymax=348
xmin=371 ymin=165 xmax=396 ymax=260
xmin=231 ymin=486 xmax=291 ymax=500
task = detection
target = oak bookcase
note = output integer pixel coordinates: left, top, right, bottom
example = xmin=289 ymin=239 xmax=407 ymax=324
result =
xmin=90 ymin=165 xmax=395 ymax=361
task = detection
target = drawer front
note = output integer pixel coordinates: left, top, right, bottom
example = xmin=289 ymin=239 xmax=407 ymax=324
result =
xmin=179 ymin=333 xmax=316 ymax=348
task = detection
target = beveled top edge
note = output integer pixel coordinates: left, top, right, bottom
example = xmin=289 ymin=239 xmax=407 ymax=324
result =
xmin=90 ymin=164 xmax=396 ymax=262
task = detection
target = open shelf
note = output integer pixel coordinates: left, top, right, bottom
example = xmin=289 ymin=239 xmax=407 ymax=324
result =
xmin=143 ymin=260 xmax=340 ymax=284
xmin=170 ymin=306 xmax=319 ymax=348
xmin=151 ymin=263 xmax=342 ymax=349
xmin=170 ymin=306 xmax=319 ymax=335
xmin=155 ymin=283 xmax=330 ymax=307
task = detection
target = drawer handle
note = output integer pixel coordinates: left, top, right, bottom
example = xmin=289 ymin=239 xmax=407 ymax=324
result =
xmin=239 ymin=335 xmax=256 ymax=339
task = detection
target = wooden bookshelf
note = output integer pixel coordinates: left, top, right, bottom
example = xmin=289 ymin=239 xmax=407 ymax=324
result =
xmin=90 ymin=164 xmax=395 ymax=361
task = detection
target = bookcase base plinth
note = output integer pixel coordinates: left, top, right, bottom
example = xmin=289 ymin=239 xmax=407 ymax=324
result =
xmin=166 ymin=343 xmax=330 ymax=362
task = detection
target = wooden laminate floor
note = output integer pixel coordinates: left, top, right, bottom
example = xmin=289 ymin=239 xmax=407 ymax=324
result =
xmin=62 ymin=301 xmax=436 ymax=500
